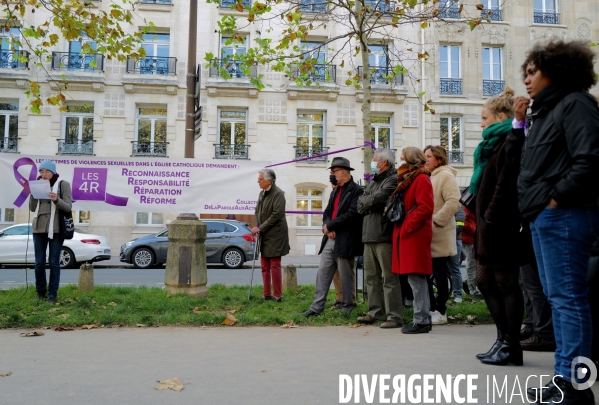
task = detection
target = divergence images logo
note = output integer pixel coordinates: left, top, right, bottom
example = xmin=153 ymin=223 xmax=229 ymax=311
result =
xmin=571 ymin=356 xmax=597 ymax=390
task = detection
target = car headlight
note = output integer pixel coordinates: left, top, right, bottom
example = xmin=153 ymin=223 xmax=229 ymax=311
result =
xmin=125 ymin=241 xmax=133 ymax=247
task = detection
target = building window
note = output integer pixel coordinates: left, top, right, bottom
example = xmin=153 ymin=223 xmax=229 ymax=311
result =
xmin=217 ymin=110 xmax=248 ymax=159
xmin=440 ymin=116 xmax=463 ymax=164
xmin=217 ymin=36 xmax=248 ymax=78
xmin=0 ymin=103 xmax=18 ymax=153
xmin=0 ymin=28 xmax=24 ymax=69
xmin=481 ymin=0 xmax=502 ymax=21
xmin=72 ymin=210 xmax=90 ymax=225
xmin=134 ymin=108 xmax=167 ymax=157
xmin=140 ymin=33 xmax=171 ymax=75
xmin=370 ymin=116 xmax=392 ymax=149
xmin=135 ymin=212 xmax=164 ymax=226
xmin=368 ymin=45 xmax=390 ymax=84
xmin=0 ymin=208 xmax=15 ymax=223
xmin=438 ymin=0 xmax=460 ymax=19
xmin=534 ymin=0 xmax=559 ymax=24
xmin=65 ymin=35 xmax=102 ymax=71
xmin=296 ymin=188 xmax=323 ymax=228
xmin=440 ymin=45 xmax=462 ymax=95
xmin=300 ymin=0 xmax=327 ymax=12
xmin=60 ymin=105 xmax=94 ymax=155
xmin=293 ymin=41 xmax=335 ymax=83
xmin=296 ymin=113 xmax=327 ymax=161
xmin=482 ymin=47 xmax=504 ymax=96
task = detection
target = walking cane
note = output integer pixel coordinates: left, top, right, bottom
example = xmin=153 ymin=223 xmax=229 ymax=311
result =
xmin=248 ymin=235 xmax=259 ymax=300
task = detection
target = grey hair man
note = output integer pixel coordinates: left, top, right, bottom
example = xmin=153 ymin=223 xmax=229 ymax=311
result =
xmin=356 ymin=148 xmax=403 ymax=328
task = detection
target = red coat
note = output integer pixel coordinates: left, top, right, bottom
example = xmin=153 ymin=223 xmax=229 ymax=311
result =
xmin=391 ymin=173 xmax=434 ymax=275
xmin=461 ymin=205 xmax=476 ymax=246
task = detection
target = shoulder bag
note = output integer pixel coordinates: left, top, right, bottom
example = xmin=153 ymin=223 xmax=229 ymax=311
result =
xmin=459 ymin=186 xmax=476 ymax=214
xmin=384 ymin=193 xmax=417 ymax=225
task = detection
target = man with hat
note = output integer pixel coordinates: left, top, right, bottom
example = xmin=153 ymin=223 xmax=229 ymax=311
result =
xmin=301 ymin=157 xmax=364 ymax=317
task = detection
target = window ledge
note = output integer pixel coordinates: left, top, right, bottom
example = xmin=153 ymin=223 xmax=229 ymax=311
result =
xmin=138 ymin=3 xmax=173 ymax=12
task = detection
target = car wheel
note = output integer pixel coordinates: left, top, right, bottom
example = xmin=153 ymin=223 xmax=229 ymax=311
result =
xmin=132 ymin=248 xmax=155 ymax=269
xmin=60 ymin=247 xmax=75 ymax=269
xmin=222 ymin=247 xmax=244 ymax=269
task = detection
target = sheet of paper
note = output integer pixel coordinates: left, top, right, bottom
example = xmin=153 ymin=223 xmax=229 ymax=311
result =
xmin=29 ymin=180 xmax=51 ymax=199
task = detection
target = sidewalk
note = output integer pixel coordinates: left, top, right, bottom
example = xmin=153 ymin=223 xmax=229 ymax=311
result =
xmin=2 ymin=324 xmax=596 ymax=405
xmin=94 ymin=255 xmax=322 ymax=268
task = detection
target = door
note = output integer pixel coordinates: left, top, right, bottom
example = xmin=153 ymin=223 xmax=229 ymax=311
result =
xmin=154 ymin=229 xmax=169 ymax=263
xmin=0 ymin=225 xmax=34 ymax=263
xmin=205 ymin=221 xmax=227 ymax=261
xmin=368 ymin=45 xmax=388 ymax=84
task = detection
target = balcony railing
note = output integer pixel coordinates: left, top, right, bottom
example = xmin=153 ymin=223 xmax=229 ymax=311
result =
xmin=294 ymin=145 xmax=329 ymax=163
xmin=0 ymin=137 xmax=18 ymax=153
xmin=357 ymin=66 xmax=403 ymax=85
xmin=300 ymin=1 xmax=327 ymax=12
xmin=126 ymin=56 xmax=176 ymax=75
xmin=483 ymin=80 xmax=505 ymax=97
xmin=209 ymin=59 xmax=256 ymax=79
xmin=139 ymin=0 xmax=172 ymax=3
xmin=438 ymin=5 xmax=460 ymax=19
xmin=214 ymin=144 xmax=250 ymax=160
xmin=51 ymin=52 xmax=104 ymax=72
xmin=131 ymin=141 xmax=168 ymax=157
xmin=221 ymin=0 xmax=250 ymax=7
xmin=290 ymin=64 xmax=336 ymax=83
xmin=440 ymin=78 xmax=462 ymax=95
xmin=534 ymin=12 xmax=559 ymax=24
xmin=364 ymin=0 xmax=395 ymax=12
xmin=481 ymin=8 xmax=502 ymax=21
xmin=0 ymin=50 xmax=29 ymax=70
xmin=448 ymin=151 xmax=464 ymax=164
xmin=57 ymin=140 xmax=94 ymax=155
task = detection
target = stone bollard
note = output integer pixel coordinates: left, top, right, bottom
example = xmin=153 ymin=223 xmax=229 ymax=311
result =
xmin=164 ymin=213 xmax=207 ymax=297
xmin=282 ymin=264 xmax=298 ymax=293
xmin=78 ymin=263 xmax=94 ymax=292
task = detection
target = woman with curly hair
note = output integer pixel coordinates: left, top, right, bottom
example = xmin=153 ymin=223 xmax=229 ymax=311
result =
xmin=506 ymin=40 xmax=599 ymax=405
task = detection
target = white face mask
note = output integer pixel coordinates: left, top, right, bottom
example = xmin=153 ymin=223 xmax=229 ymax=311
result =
xmin=370 ymin=161 xmax=381 ymax=175
xmin=398 ymin=160 xmax=407 ymax=167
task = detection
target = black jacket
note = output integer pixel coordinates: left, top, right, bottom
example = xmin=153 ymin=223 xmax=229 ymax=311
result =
xmin=319 ymin=177 xmax=364 ymax=258
xmin=357 ymin=167 xmax=397 ymax=243
xmin=505 ymin=89 xmax=599 ymax=220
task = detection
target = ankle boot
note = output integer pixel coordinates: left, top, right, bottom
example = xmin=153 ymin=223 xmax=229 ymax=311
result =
xmin=479 ymin=337 xmax=523 ymax=366
xmin=526 ymin=376 xmax=559 ymax=403
xmin=476 ymin=329 xmax=503 ymax=360
xmin=548 ymin=377 xmax=595 ymax=404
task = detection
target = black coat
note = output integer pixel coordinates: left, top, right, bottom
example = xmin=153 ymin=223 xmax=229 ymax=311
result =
xmin=319 ymin=177 xmax=364 ymax=258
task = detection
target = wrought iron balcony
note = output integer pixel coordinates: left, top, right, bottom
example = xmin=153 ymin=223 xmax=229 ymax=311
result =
xmin=483 ymin=80 xmax=505 ymax=97
xmin=126 ymin=56 xmax=176 ymax=75
xmin=294 ymin=145 xmax=329 ymax=163
xmin=139 ymin=0 xmax=172 ymax=3
xmin=300 ymin=0 xmax=327 ymax=12
xmin=214 ymin=144 xmax=250 ymax=160
xmin=51 ymin=52 xmax=104 ymax=72
xmin=448 ymin=151 xmax=464 ymax=164
xmin=290 ymin=64 xmax=336 ymax=83
xmin=221 ymin=0 xmax=251 ymax=7
xmin=0 ymin=137 xmax=18 ymax=153
xmin=534 ymin=12 xmax=559 ymax=24
xmin=0 ymin=50 xmax=29 ymax=70
xmin=481 ymin=8 xmax=502 ymax=21
xmin=57 ymin=140 xmax=94 ymax=155
xmin=440 ymin=78 xmax=462 ymax=95
xmin=209 ymin=59 xmax=256 ymax=79
xmin=357 ymin=66 xmax=403 ymax=85
xmin=131 ymin=141 xmax=168 ymax=157
xmin=364 ymin=0 xmax=395 ymax=12
xmin=438 ymin=5 xmax=460 ymax=19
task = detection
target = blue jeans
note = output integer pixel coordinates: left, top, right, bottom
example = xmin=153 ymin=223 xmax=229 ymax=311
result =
xmin=33 ymin=233 xmax=64 ymax=298
xmin=448 ymin=239 xmax=463 ymax=298
xmin=530 ymin=207 xmax=599 ymax=381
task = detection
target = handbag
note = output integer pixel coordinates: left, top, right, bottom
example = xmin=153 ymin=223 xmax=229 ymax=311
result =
xmin=58 ymin=181 xmax=75 ymax=240
xmin=384 ymin=193 xmax=417 ymax=224
xmin=459 ymin=186 xmax=476 ymax=213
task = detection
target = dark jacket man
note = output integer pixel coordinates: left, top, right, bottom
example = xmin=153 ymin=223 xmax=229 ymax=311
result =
xmin=255 ymin=183 xmax=290 ymax=258
xmin=357 ymin=166 xmax=397 ymax=243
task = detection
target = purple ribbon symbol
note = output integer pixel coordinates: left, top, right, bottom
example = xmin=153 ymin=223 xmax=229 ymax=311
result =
xmin=13 ymin=157 xmax=38 ymax=207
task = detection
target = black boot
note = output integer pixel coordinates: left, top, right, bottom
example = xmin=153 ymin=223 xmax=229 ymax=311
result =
xmin=526 ymin=376 xmax=559 ymax=403
xmin=479 ymin=337 xmax=523 ymax=366
xmin=548 ymin=377 xmax=595 ymax=404
xmin=475 ymin=329 xmax=503 ymax=360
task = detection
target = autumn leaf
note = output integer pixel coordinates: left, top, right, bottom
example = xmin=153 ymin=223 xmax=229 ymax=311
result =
xmin=235 ymin=2 xmax=244 ymax=12
xmin=136 ymin=324 xmax=147 ymax=328
xmin=49 ymin=308 xmax=60 ymax=312
xmin=57 ymin=314 xmax=70 ymax=320
xmin=475 ymin=3 xmax=484 ymax=10
xmin=0 ymin=372 xmax=12 ymax=377
xmin=349 ymin=324 xmax=364 ymax=328
xmin=20 ymin=331 xmax=45 ymax=337
xmin=54 ymin=326 xmax=74 ymax=331
xmin=458 ymin=4 xmax=463 ymax=13
xmin=222 ymin=312 xmax=237 ymax=326
xmin=192 ymin=307 xmax=201 ymax=314
xmin=280 ymin=320 xmax=297 ymax=328
xmin=81 ymin=324 xmax=98 ymax=330
xmin=108 ymin=302 xmax=117 ymax=307
xmin=155 ymin=377 xmax=184 ymax=392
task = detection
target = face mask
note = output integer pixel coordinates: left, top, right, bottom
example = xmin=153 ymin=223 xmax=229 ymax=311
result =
xmin=398 ymin=160 xmax=407 ymax=167
xmin=370 ymin=161 xmax=381 ymax=175
xmin=329 ymin=175 xmax=338 ymax=186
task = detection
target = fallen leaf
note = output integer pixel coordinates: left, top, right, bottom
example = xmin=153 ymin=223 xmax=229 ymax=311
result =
xmin=328 ymin=305 xmax=338 ymax=311
xmin=192 ymin=307 xmax=201 ymax=314
xmin=363 ymin=332 xmax=369 ymax=336
xmin=136 ymin=324 xmax=146 ymax=327
xmin=448 ymin=316 xmax=455 ymax=320
xmin=228 ymin=309 xmax=237 ymax=314
xmin=0 ymin=372 xmax=12 ymax=377
xmin=84 ymin=311 xmax=90 ymax=315
xmin=108 ymin=302 xmax=117 ymax=307
xmin=101 ymin=306 xmax=107 ymax=309
xmin=58 ymin=314 xmax=70 ymax=320
xmin=261 ymin=370 xmax=267 ymax=373
xmin=155 ymin=377 xmax=184 ymax=392
xmin=41 ymin=326 xmax=51 ymax=330
xmin=54 ymin=326 xmax=74 ymax=331
xmin=91 ymin=300 xmax=97 ymax=304
xmin=349 ymin=324 xmax=363 ymax=328
xmin=20 ymin=331 xmax=44 ymax=337
xmin=64 ymin=298 xmax=73 ymax=303
xmin=49 ymin=308 xmax=60 ymax=312
xmin=467 ymin=315 xmax=476 ymax=322
xmin=280 ymin=320 xmax=297 ymax=328
xmin=221 ymin=312 xmax=237 ymax=326
xmin=81 ymin=324 xmax=98 ymax=330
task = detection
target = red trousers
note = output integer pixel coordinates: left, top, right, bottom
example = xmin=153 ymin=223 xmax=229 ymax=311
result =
xmin=261 ymin=256 xmax=282 ymax=298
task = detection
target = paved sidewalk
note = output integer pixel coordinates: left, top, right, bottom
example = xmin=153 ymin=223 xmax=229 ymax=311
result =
xmin=2 ymin=324 xmax=596 ymax=405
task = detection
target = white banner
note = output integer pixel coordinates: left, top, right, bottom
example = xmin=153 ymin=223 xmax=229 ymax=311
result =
xmin=1 ymin=154 xmax=269 ymax=214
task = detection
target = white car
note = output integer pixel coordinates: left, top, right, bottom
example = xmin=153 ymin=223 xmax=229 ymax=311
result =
xmin=0 ymin=223 xmax=111 ymax=268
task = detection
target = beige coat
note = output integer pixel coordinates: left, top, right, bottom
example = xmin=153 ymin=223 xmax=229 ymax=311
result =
xmin=29 ymin=180 xmax=73 ymax=234
xmin=430 ymin=165 xmax=460 ymax=258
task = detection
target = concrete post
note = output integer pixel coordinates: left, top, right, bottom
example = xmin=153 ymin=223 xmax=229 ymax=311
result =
xmin=78 ymin=263 xmax=94 ymax=292
xmin=164 ymin=213 xmax=207 ymax=297
xmin=282 ymin=264 xmax=297 ymax=293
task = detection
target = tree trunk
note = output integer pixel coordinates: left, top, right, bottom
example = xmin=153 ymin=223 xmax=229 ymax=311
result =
xmin=356 ymin=7 xmax=373 ymax=185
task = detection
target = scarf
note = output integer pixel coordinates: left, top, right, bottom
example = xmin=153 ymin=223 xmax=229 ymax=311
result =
xmin=470 ymin=119 xmax=512 ymax=196
xmin=392 ymin=164 xmax=430 ymax=196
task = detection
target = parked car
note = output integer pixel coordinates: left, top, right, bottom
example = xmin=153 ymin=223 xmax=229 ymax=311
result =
xmin=0 ymin=223 xmax=111 ymax=268
xmin=120 ymin=219 xmax=257 ymax=269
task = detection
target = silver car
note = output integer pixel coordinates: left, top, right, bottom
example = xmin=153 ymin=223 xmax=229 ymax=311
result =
xmin=120 ymin=220 xmax=257 ymax=269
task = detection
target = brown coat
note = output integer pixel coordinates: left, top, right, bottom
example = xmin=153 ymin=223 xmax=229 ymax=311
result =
xmin=430 ymin=165 xmax=460 ymax=258
xmin=255 ymin=184 xmax=290 ymax=258
xmin=29 ymin=181 xmax=73 ymax=234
